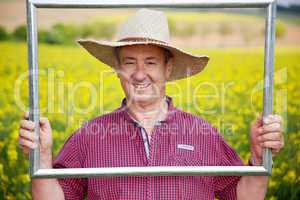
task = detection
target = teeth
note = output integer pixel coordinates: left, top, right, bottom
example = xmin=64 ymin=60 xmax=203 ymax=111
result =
xmin=134 ymin=83 xmax=150 ymax=89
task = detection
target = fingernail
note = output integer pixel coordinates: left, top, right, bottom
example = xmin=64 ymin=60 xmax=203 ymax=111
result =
xmin=263 ymin=118 xmax=269 ymax=124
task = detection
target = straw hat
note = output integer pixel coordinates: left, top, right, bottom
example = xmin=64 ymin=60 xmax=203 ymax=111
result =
xmin=77 ymin=8 xmax=209 ymax=81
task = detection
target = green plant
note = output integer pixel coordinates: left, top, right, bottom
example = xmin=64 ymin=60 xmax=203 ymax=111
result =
xmin=0 ymin=26 xmax=10 ymax=41
xmin=13 ymin=25 xmax=27 ymax=41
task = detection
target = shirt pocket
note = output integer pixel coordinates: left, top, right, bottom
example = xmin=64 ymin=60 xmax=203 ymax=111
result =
xmin=169 ymin=140 xmax=202 ymax=166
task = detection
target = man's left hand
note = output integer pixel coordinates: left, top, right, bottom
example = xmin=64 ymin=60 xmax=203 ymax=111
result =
xmin=249 ymin=114 xmax=284 ymax=165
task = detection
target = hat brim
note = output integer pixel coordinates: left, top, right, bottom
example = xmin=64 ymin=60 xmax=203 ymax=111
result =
xmin=76 ymin=38 xmax=209 ymax=81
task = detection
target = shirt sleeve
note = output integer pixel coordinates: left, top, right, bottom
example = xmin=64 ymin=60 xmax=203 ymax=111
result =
xmin=52 ymin=130 xmax=87 ymax=200
xmin=213 ymin=130 xmax=244 ymax=200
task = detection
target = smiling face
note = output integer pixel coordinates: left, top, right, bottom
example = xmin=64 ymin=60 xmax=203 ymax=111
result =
xmin=115 ymin=44 xmax=173 ymax=106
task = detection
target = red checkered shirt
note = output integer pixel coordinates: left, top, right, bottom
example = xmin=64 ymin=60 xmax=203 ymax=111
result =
xmin=53 ymin=96 xmax=244 ymax=200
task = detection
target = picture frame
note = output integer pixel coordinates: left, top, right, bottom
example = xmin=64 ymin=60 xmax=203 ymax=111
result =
xmin=26 ymin=0 xmax=276 ymax=178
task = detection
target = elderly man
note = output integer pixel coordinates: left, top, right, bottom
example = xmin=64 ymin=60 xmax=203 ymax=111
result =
xmin=19 ymin=9 xmax=284 ymax=200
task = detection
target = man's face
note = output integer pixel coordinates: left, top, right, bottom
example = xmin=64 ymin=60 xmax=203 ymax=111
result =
xmin=116 ymin=44 xmax=172 ymax=105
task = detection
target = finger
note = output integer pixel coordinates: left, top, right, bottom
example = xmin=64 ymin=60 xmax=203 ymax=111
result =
xmin=20 ymin=119 xmax=35 ymax=131
xmin=39 ymin=117 xmax=51 ymax=130
xmin=260 ymin=141 xmax=284 ymax=150
xmin=257 ymin=113 xmax=263 ymax=122
xmin=263 ymin=114 xmax=282 ymax=125
xmin=272 ymin=148 xmax=280 ymax=155
xmin=258 ymin=132 xmax=282 ymax=142
xmin=18 ymin=137 xmax=38 ymax=149
xmin=264 ymin=118 xmax=282 ymax=126
xmin=253 ymin=114 xmax=263 ymax=127
xmin=262 ymin=123 xmax=282 ymax=133
xmin=23 ymin=111 xmax=29 ymax=120
xmin=19 ymin=144 xmax=30 ymax=155
xmin=257 ymin=115 xmax=263 ymax=125
xmin=19 ymin=129 xmax=38 ymax=142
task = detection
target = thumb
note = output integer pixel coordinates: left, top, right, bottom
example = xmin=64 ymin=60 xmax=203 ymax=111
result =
xmin=39 ymin=117 xmax=51 ymax=131
xmin=253 ymin=113 xmax=263 ymax=127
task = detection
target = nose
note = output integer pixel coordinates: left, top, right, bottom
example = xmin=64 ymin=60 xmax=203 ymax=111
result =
xmin=131 ymin=64 xmax=147 ymax=82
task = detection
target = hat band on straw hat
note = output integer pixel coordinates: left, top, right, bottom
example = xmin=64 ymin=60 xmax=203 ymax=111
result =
xmin=117 ymin=37 xmax=168 ymax=44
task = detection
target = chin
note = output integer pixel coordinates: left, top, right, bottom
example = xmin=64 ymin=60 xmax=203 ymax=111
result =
xmin=133 ymin=94 xmax=154 ymax=102
xmin=128 ymin=93 xmax=158 ymax=105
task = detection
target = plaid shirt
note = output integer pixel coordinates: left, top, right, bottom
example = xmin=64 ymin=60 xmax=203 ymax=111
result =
xmin=53 ymin=96 xmax=244 ymax=200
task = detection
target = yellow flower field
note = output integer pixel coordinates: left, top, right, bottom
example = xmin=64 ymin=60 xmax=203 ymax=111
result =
xmin=0 ymin=41 xmax=299 ymax=199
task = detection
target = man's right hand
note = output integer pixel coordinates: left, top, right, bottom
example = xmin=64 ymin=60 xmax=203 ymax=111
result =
xmin=19 ymin=112 xmax=65 ymax=199
xmin=18 ymin=112 xmax=53 ymax=168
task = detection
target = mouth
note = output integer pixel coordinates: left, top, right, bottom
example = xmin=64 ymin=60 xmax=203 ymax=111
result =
xmin=132 ymin=82 xmax=151 ymax=90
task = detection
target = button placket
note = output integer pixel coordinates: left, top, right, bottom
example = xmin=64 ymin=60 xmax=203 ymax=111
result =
xmin=134 ymin=121 xmax=163 ymax=200
xmin=136 ymin=125 xmax=152 ymax=200
xmin=147 ymin=122 xmax=164 ymax=200
xmin=140 ymin=127 xmax=150 ymax=159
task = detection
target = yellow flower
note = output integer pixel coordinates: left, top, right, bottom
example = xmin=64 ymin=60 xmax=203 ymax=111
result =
xmin=283 ymin=170 xmax=296 ymax=182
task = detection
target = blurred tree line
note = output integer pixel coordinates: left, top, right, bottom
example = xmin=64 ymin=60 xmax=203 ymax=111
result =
xmin=0 ymin=20 xmax=117 ymax=45
xmin=0 ymin=18 xmax=287 ymax=45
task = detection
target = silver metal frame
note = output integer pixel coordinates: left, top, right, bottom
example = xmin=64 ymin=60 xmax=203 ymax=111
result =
xmin=27 ymin=0 xmax=276 ymax=178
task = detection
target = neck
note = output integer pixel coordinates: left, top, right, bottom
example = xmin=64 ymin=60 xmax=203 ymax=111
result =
xmin=127 ymin=96 xmax=168 ymax=126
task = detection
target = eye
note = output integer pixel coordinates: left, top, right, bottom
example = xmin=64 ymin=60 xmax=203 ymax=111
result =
xmin=146 ymin=62 xmax=156 ymax=65
xmin=124 ymin=62 xmax=136 ymax=68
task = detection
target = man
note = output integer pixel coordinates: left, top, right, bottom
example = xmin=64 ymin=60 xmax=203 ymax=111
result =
xmin=19 ymin=9 xmax=284 ymax=200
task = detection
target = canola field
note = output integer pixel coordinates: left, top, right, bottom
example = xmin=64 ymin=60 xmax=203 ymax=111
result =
xmin=0 ymin=41 xmax=299 ymax=199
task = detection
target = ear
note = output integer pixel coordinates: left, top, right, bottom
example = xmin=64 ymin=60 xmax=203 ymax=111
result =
xmin=165 ymin=57 xmax=173 ymax=80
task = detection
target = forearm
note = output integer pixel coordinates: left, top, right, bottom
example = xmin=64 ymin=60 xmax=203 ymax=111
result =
xmin=237 ymin=175 xmax=268 ymax=200
xmin=31 ymin=152 xmax=65 ymax=200
xmin=32 ymin=178 xmax=65 ymax=200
